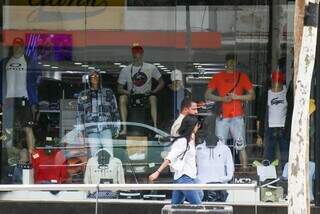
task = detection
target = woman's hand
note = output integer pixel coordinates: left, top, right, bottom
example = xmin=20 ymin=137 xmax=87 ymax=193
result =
xmin=149 ymin=171 xmax=160 ymax=182
xmin=149 ymin=159 xmax=169 ymax=182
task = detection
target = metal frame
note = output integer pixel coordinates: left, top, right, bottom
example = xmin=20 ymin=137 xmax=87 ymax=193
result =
xmin=0 ymin=183 xmax=256 ymax=192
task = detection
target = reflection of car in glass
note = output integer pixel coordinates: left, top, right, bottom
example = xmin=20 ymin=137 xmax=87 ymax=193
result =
xmin=61 ymin=122 xmax=171 ymax=177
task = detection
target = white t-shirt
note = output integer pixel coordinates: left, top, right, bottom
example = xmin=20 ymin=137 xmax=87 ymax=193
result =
xmin=196 ymin=141 xmax=234 ymax=184
xmin=170 ymin=114 xmax=185 ymax=137
xmin=6 ymin=56 xmax=28 ymax=98
xmin=268 ymin=87 xmax=288 ymax=127
xmin=282 ymin=161 xmax=315 ymax=201
xmin=117 ymin=62 xmax=161 ymax=94
xmin=166 ymin=137 xmax=197 ymax=180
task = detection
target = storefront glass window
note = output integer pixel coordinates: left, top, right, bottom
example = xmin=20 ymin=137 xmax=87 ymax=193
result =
xmin=0 ymin=0 xmax=309 ymax=206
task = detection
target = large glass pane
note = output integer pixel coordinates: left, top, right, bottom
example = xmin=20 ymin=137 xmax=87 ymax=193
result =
xmin=0 ymin=1 xmax=314 ymax=212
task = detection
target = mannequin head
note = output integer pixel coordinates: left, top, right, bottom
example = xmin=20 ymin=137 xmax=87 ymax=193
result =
xmin=88 ymin=70 xmax=101 ymax=90
xmin=12 ymin=37 xmax=25 ymax=58
xmin=225 ymin=53 xmax=237 ymax=72
xmin=131 ymin=43 xmax=144 ymax=65
xmin=271 ymin=71 xmax=285 ymax=91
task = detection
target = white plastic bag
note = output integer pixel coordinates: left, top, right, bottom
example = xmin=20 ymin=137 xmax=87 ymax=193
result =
xmin=257 ymin=165 xmax=277 ymax=182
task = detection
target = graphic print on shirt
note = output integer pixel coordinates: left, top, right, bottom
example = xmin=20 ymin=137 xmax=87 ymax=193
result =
xmin=118 ymin=63 xmax=162 ymax=94
xmin=8 ymin=62 xmax=24 ymax=71
xmin=6 ymin=56 xmax=28 ymax=98
xmin=94 ymin=166 xmax=114 ymax=184
xmin=132 ymin=71 xmax=148 ymax=87
xmin=267 ymin=87 xmax=288 ymax=128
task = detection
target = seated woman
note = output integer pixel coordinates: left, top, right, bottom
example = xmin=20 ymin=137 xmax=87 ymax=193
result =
xmin=149 ymin=115 xmax=203 ymax=204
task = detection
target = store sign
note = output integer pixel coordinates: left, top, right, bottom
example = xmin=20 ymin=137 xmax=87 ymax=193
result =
xmin=26 ymin=6 xmax=107 ymax=23
xmin=3 ymin=6 xmax=124 ymax=30
xmin=5 ymin=0 xmax=124 ymax=6
xmin=29 ymin=0 xmax=108 ymax=6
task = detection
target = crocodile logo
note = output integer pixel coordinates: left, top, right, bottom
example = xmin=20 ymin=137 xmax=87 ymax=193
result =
xmin=271 ymin=97 xmax=284 ymax=105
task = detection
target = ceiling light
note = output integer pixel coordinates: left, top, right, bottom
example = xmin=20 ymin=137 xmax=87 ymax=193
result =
xmin=157 ymin=65 xmax=165 ymax=68
xmin=43 ymin=64 xmax=50 ymax=67
xmin=88 ymin=67 xmax=95 ymax=70
xmin=81 ymin=65 xmax=89 ymax=67
xmin=38 ymin=62 xmax=42 ymax=65
xmin=204 ymin=68 xmax=221 ymax=71
xmin=66 ymin=71 xmax=85 ymax=74
xmin=119 ymin=65 xmax=127 ymax=68
xmin=164 ymin=69 xmax=170 ymax=72
xmin=74 ymin=62 xmax=82 ymax=65
xmin=204 ymin=71 xmax=219 ymax=74
xmin=114 ymin=63 xmax=121 ymax=65
xmin=193 ymin=63 xmax=200 ymax=65
xmin=201 ymin=63 xmax=224 ymax=66
xmin=153 ymin=63 xmax=161 ymax=65
xmin=51 ymin=66 xmax=59 ymax=69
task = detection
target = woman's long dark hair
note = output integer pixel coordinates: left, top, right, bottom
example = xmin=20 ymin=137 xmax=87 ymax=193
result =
xmin=171 ymin=115 xmax=199 ymax=159
xmin=176 ymin=115 xmax=199 ymax=143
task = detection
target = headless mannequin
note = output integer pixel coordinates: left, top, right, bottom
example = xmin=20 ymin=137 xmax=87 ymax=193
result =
xmin=271 ymin=80 xmax=283 ymax=93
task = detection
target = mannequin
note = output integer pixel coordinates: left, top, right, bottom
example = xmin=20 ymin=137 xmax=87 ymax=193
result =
xmin=84 ymin=148 xmax=125 ymax=185
xmin=77 ymin=70 xmax=120 ymax=157
xmin=117 ymin=43 xmax=165 ymax=134
xmin=256 ymin=70 xmax=290 ymax=171
xmin=84 ymin=148 xmax=125 ymax=198
xmin=196 ymin=140 xmax=234 ymax=202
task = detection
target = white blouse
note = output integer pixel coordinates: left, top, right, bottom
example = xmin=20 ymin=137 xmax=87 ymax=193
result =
xmin=166 ymin=137 xmax=197 ymax=180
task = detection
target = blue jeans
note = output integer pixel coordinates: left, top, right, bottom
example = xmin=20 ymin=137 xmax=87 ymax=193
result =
xmin=7 ymin=166 xmax=22 ymax=184
xmin=171 ymin=175 xmax=203 ymax=205
xmin=265 ymin=127 xmax=289 ymax=170
xmin=86 ymin=129 xmax=113 ymax=157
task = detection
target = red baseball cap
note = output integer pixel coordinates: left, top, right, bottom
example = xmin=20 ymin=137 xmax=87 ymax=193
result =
xmin=271 ymin=70 xmax=285 ymax=83
xmin=131 ymin=43 xmax=144 ymax=54
xmin=12 ymin=37 xmax=24 ymax=46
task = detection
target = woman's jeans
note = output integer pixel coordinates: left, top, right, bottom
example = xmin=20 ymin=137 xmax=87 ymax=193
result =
xmin=171 ymin=175 xmax=203 ymax=205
